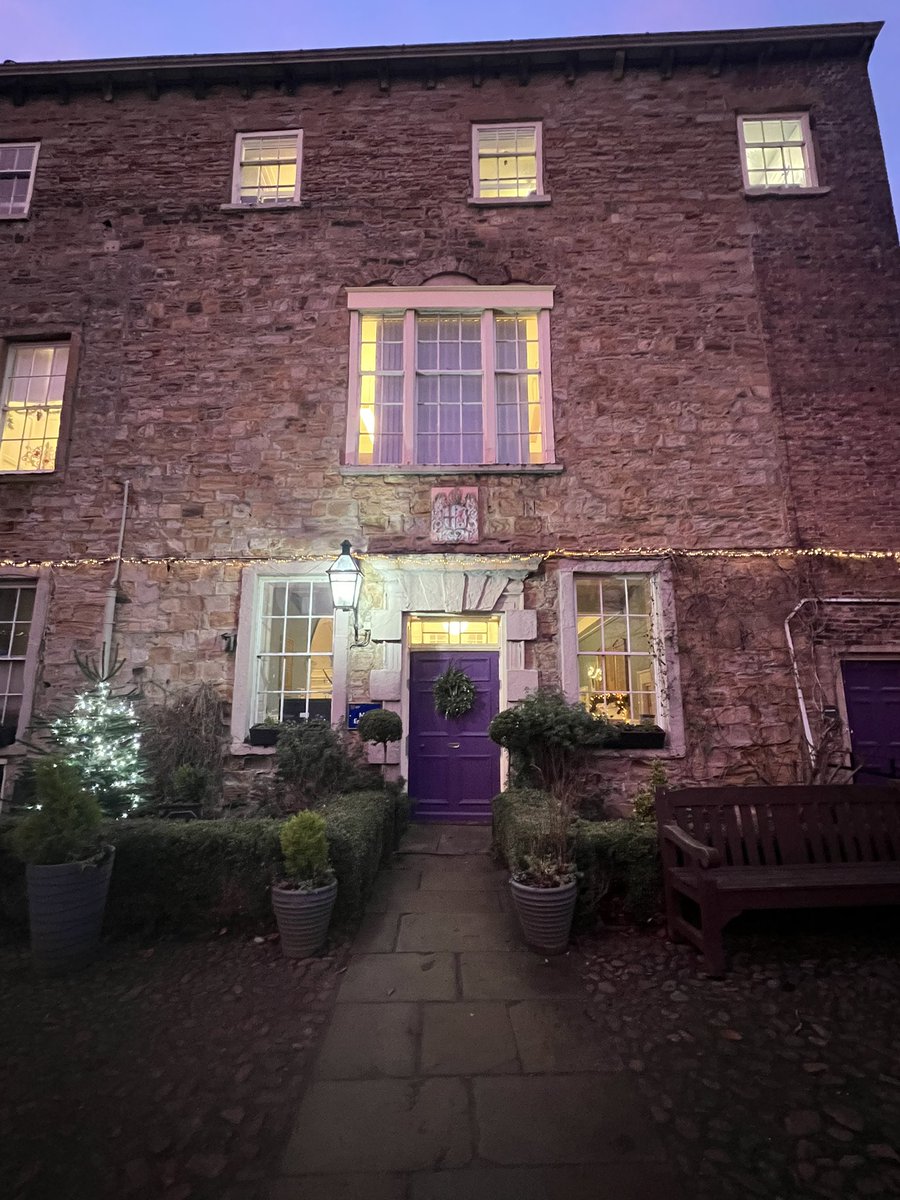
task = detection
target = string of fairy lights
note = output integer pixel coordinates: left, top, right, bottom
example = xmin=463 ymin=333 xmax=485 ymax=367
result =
xmin=0 ymin=547 xmax=898 ymax=570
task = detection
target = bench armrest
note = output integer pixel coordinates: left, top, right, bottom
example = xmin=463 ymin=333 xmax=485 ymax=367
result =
xmin=661 ymin=823 xmax=722 ymax=869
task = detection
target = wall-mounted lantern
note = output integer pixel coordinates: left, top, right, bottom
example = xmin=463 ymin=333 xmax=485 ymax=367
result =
xmin=327 ymin=540 xmax=370 ymax=648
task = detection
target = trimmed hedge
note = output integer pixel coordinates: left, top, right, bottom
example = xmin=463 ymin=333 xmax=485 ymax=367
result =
xmin=492 ymin=789 xmax=661 ymax=925
xmin=0 ymin=788 xmax=409 ymax=939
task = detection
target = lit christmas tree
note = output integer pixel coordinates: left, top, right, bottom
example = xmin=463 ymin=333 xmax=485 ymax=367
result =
xmin=51 ymin=680 xmax=146 ymax=818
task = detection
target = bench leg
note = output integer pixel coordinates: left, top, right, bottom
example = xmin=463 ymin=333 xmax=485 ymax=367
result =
xmin=701 ymin=923 xmax=727 ymax=978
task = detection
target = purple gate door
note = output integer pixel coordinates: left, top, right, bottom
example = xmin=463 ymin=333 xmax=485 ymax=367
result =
xmin=408 ymin=651 xmax=501 ymax=822
xmin=842 ymin=659 xmax=900 ymax=784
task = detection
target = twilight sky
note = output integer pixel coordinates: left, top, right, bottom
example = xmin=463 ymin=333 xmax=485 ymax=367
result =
xmin=2 ymin=0 xmax=897 ymax=216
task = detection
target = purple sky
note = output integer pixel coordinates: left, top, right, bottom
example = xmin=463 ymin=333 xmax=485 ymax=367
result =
xmin=3 ymin=0 xmax=898 ymax=216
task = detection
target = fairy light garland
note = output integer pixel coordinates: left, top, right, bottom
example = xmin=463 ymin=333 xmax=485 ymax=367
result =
xmin=0 ymin=547 xmax=898 ymax=570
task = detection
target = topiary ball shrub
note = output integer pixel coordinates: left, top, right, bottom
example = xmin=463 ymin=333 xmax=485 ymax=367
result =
xmin=357 ymin=709 xmax=402 ymax=761
xmin=11 ymin=759 xmax=106 ymax=867
xmin=279 ymin=810 xmax=333 ymax=889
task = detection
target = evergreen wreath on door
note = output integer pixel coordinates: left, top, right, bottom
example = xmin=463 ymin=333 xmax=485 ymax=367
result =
xmin=433 ymin=664 xmax=477 ymax=719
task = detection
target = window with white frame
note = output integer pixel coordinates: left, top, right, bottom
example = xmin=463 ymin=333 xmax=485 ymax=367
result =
xmin=232 ymin=131 xmax=302 ymax=206
xmin=346 ymin=284 xmax=555 ymax=468
xmin=575 ymin=574 xmax=659 ymax=722
xmin=0 ymin=341 xmax=69 ymax=473
xmin=738 ymin=115 xmax=817 ymax=190
xmin=253 ymin=578 xmax=333 ymax=723
xmin=472 ymin=123 xmax=544 ymax=200
xmin=0 ymin=583 xmax=35 ymax=740
xmin=0 ymin=142 xmax=40 ymax=218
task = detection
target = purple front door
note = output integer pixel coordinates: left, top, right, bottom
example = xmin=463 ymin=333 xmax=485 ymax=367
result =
xmin=842 ymin=659 xmax=900 ymax=784
xmin=408 ymin=651 xmax=501 ymax=822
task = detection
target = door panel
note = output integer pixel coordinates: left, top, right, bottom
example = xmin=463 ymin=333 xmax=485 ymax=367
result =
xmin=408 ymin=651 xmax=501 ymax=822
xmin=842 ymin=659 xmax=900 ymax=784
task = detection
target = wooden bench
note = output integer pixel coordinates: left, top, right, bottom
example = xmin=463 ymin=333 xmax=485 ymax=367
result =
xmin=656 ymin=785 xmax=900 ymax=976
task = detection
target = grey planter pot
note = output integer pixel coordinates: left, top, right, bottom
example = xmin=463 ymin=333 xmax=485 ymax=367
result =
xmin=272 ymin=877 xmax=338 ymax=958
xmin=510 ymin=877 xmax=577 ymax=955
xmin=26 ymin=847 xmax=115 ymax=974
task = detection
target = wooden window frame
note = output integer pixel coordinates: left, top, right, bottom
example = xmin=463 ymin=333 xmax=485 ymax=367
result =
xmin=0 ymin=331 xmax=80 ymax=479
xmin=230 ymin=129 xmax=303 ymax=207
xmin=470 ymin=122 xmax=548 ymax=204
xmin=0 ymin=141 xmax=40 ymax=220
xmin=737 ymin=113 xmax=819 ymax=193
xmin=345 ymin=285 xmax=556 ymax=470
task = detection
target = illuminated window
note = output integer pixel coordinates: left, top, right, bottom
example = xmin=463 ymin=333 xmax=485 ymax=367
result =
xmin=232 ymin=131 xmax=302 ymax=206
xmin=408 ymin=615 xmax=501 ymax=648
xmin=738 ymin=115 xmax=817 ymax=190
xmin=472 ymin=123 xmax=544 ymax=200
xmin=576 ymin=575 xmax=658 ymax=722
xmin=0 ymin=142 xmax=39 ymax=218
xmin=0 ymin=342 xmax=69 ymax=474
xmin=0 ymin=583 xmax=35 ymax=740
xmin=254 ymin=579 xmax=333 ymax=723
xmin=347 ymin=284 xmax=555 ymax=469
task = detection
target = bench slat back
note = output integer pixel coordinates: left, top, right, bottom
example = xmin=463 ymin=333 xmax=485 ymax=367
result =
xmin=657 ymin=786 xmax=900 ymax=867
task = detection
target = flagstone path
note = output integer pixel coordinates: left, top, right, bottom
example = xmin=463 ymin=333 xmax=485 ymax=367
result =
xmin=270 ymin=823 xmax=684 ymax=1199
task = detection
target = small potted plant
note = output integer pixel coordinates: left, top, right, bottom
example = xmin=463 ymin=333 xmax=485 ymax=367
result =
xmin=12 ymin=758 xmax=115 ymax=974
xmin=356 ymin=707 xmax=403 ymax=763
xmin=509 ymin=834 xmax=578 ymax=955
xmin=271 ymin=810 xmax=337 ymax=958
xmin=248 ymin=716 xmax=282 ymax=748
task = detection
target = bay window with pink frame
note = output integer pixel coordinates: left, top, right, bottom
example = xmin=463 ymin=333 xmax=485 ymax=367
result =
xmin=345 ymin=284 xmax=555 ymax=469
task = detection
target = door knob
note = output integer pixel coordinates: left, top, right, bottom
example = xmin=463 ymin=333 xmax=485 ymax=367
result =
xmin=448 ymin=742 xmax=461 ymax=749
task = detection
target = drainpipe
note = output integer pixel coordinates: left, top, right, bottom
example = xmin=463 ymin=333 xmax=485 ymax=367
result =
xmin=101 ymin=480 xmax=130 ymax=678
xmin=784 ymin=595 xmax=900 ymax=773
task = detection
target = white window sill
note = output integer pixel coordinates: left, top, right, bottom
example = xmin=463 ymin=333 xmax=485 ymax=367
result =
xmin=0 ymin=213 xmax=30 ymax=221
xmin=593 ymin=746 xmax=685 ymax=760
xmin=340 ymin=464 xmax=563 ymax=477
xmin=229 ymin=742 xmax=276 ymax=756
xmin=219 ymin=201 xmax=307 ymax=213
xmin=468 ymin=195 xmax=552 ymax=207
xmin=743 ymin=186 xmax=831 ymax=199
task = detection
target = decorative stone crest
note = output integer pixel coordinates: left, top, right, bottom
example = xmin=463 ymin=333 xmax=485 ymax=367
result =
xmin=430 ymin=487 xmax=479 ymax=544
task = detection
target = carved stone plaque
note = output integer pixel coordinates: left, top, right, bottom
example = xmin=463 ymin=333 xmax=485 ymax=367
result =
xmin=430 ymin=486 xmax=479 ymax=544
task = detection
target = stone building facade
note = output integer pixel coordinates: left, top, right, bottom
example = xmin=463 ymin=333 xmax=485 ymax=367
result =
xmin=1 ymin=23 xmax=898 ymax=815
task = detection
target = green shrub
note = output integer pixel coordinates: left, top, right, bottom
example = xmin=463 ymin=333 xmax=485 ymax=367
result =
xmin=280 ymin=811 xmax=332 ymax=887
xmin=319 ymin=790 xmax=390 ymax=924
xmin=276 ymin=720 xmax=376 ymax=808
xmin=492 ymin=788 xmax=661 ymax=925
xmin=170 ymin=764 xmax=211 ymax=810
xmin=11 ymin=759 xmax=105 ymax=866
xmin=632 ymin=760 xmax=667 ymax=826
xmin=357 ymin=709 xmax=403 ymax=760
xmin=489 ymin=689 xmax=614 ymax=799
xmin=106 ymin=818 xmax=283 ymax=935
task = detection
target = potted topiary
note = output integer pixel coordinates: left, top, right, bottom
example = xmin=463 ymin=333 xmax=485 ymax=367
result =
xmin=490 ymin=689 xmax=614 ymax=954
xmin=271 ymin=810 xmax=337 ymax=958
xmin=248 ymin=716 xmax=282 ymax=748
xmin=12 ymin=758 xmax=115 ymax=974
xmin=356 ymin=707 xmax=403 ymax=763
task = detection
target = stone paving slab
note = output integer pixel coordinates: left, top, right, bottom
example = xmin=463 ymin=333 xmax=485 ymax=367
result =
xmin=399 ymin=826 xmax=444 ymax=853
xmin=402 ymin=852 xmax=498 ymax=875
xmin=314 ymin=1003 xmax=418 ymax=1079
xmin=435 ymin=826 xmax=493 ymax=855
xmin=509 ymin=1000 xmax=625 ymax=1073
xmin=281 ymin=1078 xmax=473 ymax=1172
xmin=367 ymin=872 xmax=423 ymax=913
xmin=408 ymin=1163 xmax=686 ymax=1200
xmin=269 ymin=1172 xmax=407 ymax=1199
xmin=417 ymin=862 xmax=507 ymax=892
xmin=338 ymin=953 xmax=458 ymax=1002
xmin=352 ymin=912 xmax=401 ymax=953
xmin=475 ymin=1075 xmax=668 ymax=1165
xmin=397 ymin=912 xmax=518 ymax=953
xmin=420 ymin=1002 xmax=520 ymax=1076
xmin=380 ymin=888 xmax=504 ymax=915
xmin=460 ymin=953 xmax=586 ymax=1000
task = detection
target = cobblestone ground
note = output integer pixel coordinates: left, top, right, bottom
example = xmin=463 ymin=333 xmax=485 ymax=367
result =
xmin=0 ymin=936 xmax=343 ymax=1200
xmin=578 ymin=913 xmax=900 ymax=1200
